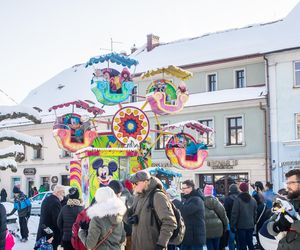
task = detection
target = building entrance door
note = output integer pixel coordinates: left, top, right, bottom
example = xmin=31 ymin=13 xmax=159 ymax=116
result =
xmin=26 ymin=177 xmax=34 ymax=197
xmin=198 ymin=172 xmax=249 ymax=196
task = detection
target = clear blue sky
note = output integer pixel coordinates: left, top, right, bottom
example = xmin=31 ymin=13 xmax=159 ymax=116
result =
xmin=0 ymin=0 xmax=299 ymax=103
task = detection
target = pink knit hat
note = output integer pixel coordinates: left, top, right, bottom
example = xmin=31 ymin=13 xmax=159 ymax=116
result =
xmin=204 ymin=184 xmax=214 ymax=196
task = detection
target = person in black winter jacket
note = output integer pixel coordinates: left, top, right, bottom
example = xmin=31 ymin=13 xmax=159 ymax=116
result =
xmin=37 ymin=185 xmax=65 ymax=250
xmin=179 ymin=180 xmax=206 ymax=250
xmin=0 ymin=188 xmax=7 ymax=202
xmin=224 ymin=184 xmax=239 ymax=250
xmin=0 ymin=203 xmax=7 ymax=249
xmin=7 ymin=186 xmax=31 ymax=242
xmin=58 ymin=187 xmax=84 ymax=250
xmin=230 ymin=182 xmax=257 ymax=250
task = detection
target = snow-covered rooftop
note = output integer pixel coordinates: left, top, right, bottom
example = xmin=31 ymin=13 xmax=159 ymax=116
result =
xmin=20 ymin=2 xmax=300 ymax=118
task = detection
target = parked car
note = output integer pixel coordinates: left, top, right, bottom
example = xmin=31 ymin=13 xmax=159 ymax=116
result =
xmin=30 ymin=191 xmax=53 ymax=215
xmin=30 ymin=186 xmax=71 ymax=215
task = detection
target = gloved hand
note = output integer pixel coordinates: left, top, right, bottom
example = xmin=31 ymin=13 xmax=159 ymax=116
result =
xmin=273 ymin=212 xmax=293 ymax=233
xmin=155 ymin=244 xmax=165 ymax=250
xmin=79 ymin=221 xmax=89 ymax=231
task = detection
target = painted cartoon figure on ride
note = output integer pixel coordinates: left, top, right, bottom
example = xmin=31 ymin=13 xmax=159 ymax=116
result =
xmin=86 ymin=53 xmax=138 ymax=105
xmin=49 ymin=100 xmax=104 ymax=152
xmin=63 ymin=114 xmax=84 ymax=142
xmin=164 ymin=120 xmax=213 ymax=170
xmin=92 ymin=158 xmax=118 ymax=187
xmin=141 ymin=65 xmax=192 ymax=115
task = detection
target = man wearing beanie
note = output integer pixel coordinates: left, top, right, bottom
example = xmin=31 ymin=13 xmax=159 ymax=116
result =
xmin=128 ymin=170 xmax=177 ymax=250
xmin=7 ymin=186 xmax=31 ymax=242
xmin=230 ymin=182 xmax=257 ymax=250
xmin=57 ymin=187 xmax=84 ymax=250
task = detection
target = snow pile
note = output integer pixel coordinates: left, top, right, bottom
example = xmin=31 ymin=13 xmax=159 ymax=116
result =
xmin=0 ymin=158 xmax=17 ymax=171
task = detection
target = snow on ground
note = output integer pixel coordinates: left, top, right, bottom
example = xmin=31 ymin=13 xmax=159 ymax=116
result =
xmin=12 ymin=215 xmax=39 ymax=250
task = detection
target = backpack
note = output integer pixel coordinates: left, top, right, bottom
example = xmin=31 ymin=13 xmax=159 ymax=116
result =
xmin=148 ymin=189 xmax=186 ymax=246
xmin=71 ymin=209 xmax=89 ymax=250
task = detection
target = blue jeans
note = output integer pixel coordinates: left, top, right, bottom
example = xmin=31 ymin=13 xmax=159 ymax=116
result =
xmin=206 ymin=238 xmax=220 ymax=250
xmin=237 ymin=229 xmax=254 ymax=250
xmin=180 ymin=245 xmax=203 ymax=250
xmin=228 ymin=229 xmax=236 ymax=250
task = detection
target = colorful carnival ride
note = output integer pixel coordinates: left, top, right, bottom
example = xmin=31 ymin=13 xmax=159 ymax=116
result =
xmin=49 ymin=53 xmax=213 ymax=204
xmin=164 ymin=120 xmax=213 ymax=170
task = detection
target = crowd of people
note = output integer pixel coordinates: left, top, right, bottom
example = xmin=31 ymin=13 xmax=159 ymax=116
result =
xmin=0 ymin=168 xmax=300 ymax=250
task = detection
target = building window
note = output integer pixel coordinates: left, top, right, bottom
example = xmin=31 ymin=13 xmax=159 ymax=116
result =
xmin=33 ymin=137 xmax=43 ymax=159
xmin=155 ymin=123 xmax=169 ymax=150
xmin=236 ymin=69 xmax=245 ymax=88
xmin=130 ymin=86 xmax=138 ymax=102
xmin=295 ymin=62 xmax=300 ymax=86
xmin=39 ymin=176 xmax=50 ymax=191
xmin=227 ymin=117 xmax=243 ymax=145
xmin=61 ymin=175 xmax=70 ymax=186
xmin=199 ymin=119 xmax=214 ymax=146
xmin=61 ymin=150 xmax=71 ymax=158
xmin=207 ymin=74 xmax=217 ymax=92
xmin=296 ymin=114 xmax=300 ymax=139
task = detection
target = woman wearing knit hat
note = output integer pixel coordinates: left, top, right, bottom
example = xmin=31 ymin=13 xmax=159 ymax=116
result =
xmin=57 ymin=187 xmax=84 ymax=250
xmin=203 ymin=184 xmax=228 ymax=250
xmin=230 ymin=182 xmax=257 ymax=250
xmin=79 ymin=187 xmax=126 ymax=250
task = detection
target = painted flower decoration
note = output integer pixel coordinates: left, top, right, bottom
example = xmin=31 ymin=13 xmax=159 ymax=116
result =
xmin=113 ymin=107 xmax=149 ymax=145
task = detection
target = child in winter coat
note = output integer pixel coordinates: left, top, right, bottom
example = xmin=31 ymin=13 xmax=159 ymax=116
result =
xmin=34 ymin=226 xmax=54 ymax=250
xmin=5 ymin=230 xmax=15 ymax=250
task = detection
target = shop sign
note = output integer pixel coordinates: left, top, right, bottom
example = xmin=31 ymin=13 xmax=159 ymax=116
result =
xmin=152 ymin=162 xmax=173 ymax=168
xmin=23 ymin=168 xmax=36 ymax=175
xmin=280 ymin=161 xmax=300 ymax=167
xmin=207 ymin=160 xmax=238 ymax=169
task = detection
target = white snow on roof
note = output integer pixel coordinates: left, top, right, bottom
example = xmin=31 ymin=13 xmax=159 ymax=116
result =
xmin=0 ymin=105 xmax=41 ymax=123
xmin=0 ymin=158 xmax=17 ymax=169
xmin=19 ymin=2 xmax=300 ymax=122
xmin=0 ymin=145 xmax=24 ymax=155
xmin=0 ymin=130 xmax=42 ymax=146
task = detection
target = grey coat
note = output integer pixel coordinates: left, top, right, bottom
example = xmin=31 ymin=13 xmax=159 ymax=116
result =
xmin=79 ymin=197 xmax=126 ymax=250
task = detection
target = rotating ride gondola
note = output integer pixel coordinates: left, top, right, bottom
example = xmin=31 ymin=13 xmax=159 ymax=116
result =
xmin=141 ymin=65 xmax=192 ymax=115
xmin=86 ymin=53 xmax=138 ymax=106
xmin=49 ymin=100 xmax=104 ymax=152
xmin=163 ymin=120 xmax=213 ymax=170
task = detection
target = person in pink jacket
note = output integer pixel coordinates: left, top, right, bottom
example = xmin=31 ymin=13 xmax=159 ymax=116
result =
xmin=5 ymin=230 xmax=15 ymax=250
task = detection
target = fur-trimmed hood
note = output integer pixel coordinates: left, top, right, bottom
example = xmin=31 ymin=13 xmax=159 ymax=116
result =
xmin=87 ymin=197 xmax=127 ymax=220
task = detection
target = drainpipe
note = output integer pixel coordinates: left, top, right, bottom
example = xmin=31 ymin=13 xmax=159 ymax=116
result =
xmin=260 ymin=102 xmax=268 ymax=183
xmin=263 ymin=55 xmax=272 ymax=183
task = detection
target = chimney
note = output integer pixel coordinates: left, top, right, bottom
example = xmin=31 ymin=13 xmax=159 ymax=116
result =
xmin=147 ymin=34 xmax=160 ymax=52
xmin=131 ymin=44 xmax=137 ymax=54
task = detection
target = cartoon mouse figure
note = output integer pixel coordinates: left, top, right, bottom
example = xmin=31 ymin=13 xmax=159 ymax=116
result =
xmin=92 ymin=158 xmax=118 ymax=186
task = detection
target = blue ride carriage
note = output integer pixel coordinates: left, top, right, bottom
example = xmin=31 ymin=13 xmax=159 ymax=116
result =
xmin=86 ymin=53 xmax=138 ymax=106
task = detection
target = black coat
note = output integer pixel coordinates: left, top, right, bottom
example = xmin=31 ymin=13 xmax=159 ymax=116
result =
xmin=224 ymin=192 xmax=239 ymax=221
xmin=37 ymin=194 xmax=62 ymax=249
xmin=0 ymin=203 xmax=7 ymax=250
xmin=230 ymin=192 xmax=257 ymax=230
xmin=57 ymin=200 xmax=84 ymax=242
xmin=0 ymin=189 xmax=7 ymax=202
xmin=179 ymin=190 xmax=206 ymax=246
